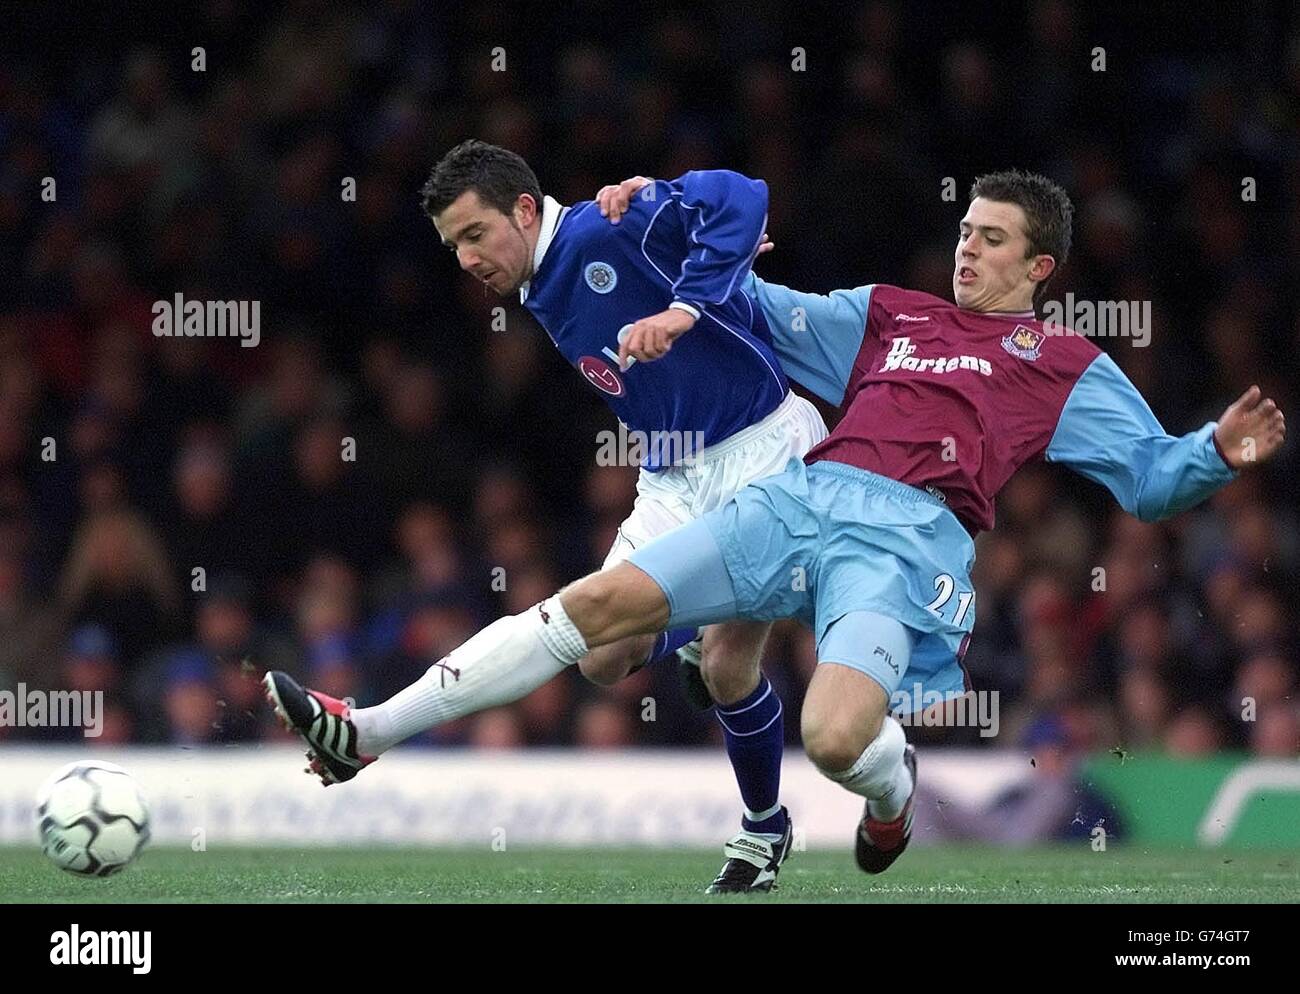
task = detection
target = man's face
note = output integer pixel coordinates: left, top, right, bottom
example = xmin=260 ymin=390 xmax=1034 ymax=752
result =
xmin=953 ymin=197 xmax=1051 ymax=312
xmin=433 ymin=190 xmax=536 ymax=295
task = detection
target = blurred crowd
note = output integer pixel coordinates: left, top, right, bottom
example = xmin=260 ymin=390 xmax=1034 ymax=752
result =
xmin=0 ymin=1 xmax=1296 ymax=759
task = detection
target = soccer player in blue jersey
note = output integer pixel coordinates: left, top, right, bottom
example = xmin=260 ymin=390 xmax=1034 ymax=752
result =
xmin=268 ymin=168 xmax=1285 ymax=878
xmin=268 ymin=141 xmax=827 ymax=892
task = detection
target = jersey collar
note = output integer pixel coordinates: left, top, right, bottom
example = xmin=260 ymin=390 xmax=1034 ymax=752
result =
xmin=972 ymin=306 xmax=1037 ymax=319
xmin=520 ymin=195 xmax=569 ymax=303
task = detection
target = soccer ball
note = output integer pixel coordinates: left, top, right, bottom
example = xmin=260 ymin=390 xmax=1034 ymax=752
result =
xmin=34 ymin=760 xmax=151 ymax=877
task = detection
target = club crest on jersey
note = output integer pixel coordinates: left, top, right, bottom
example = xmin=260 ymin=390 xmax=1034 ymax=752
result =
xmin=1001 ymin=324 xmax=1044 ymax=361
xmin=577 ymin=355 xmax=625 ymax=396
xmin=583 ymin=262 xmax=618 ymax=294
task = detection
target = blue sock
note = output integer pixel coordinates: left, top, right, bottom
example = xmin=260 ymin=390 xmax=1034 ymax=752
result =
xmin=716 ymin=675 xmax=786 ymax=837
xmin=644 ymin=627 xmax=699 ymax=666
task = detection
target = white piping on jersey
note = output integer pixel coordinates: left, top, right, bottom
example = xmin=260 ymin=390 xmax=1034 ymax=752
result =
xmin=640 ymin=196 xmax=785 ymax=396
xmin=669 ymin=192 xmax=767 ymax=304
xmin=519 ymin=194 xmax=569 ymax=304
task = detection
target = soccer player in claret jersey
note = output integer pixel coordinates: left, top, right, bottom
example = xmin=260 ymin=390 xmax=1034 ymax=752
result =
xmin=266 ymin=141 xmax=829 ymax=894
xmin=268 ymin=168 xmax=1285 ymax=876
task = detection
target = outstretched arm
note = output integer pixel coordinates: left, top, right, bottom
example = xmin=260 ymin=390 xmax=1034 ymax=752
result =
xmin=742 ymin=272 xmax=873 ymax=408
xmin=1045 ymin=353 xmax=1285 ymax=521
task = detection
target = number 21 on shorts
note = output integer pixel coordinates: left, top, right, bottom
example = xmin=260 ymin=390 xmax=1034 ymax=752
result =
xmin=926 ymin=573 xmax=974 ymax=626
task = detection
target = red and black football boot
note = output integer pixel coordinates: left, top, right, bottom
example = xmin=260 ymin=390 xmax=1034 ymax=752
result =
xmin=263 ymin=670 xmax=375 ymax=786
xmin=855 ymin=743 xmax=917 ymax=873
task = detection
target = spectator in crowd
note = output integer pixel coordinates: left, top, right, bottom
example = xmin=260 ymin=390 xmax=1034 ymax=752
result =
xmin=59 ymin=508 xmax=181 ymax=672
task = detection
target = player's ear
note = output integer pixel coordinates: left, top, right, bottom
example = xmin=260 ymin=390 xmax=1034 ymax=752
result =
xmin=515 ymin=192 xmax=540 ymax=228
xmin=1029 ymin=253 xmax=1055 ymax=288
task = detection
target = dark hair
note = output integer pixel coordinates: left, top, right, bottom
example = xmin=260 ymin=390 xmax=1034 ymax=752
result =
xmin=969 ymin=169 xmax=1073 ymax=301
xmin=420 ymin=139 xmax=542 ymax=222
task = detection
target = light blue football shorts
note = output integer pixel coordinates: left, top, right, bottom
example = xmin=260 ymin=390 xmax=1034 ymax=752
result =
xmin=626 ymin=458 xmax=977 ymax=699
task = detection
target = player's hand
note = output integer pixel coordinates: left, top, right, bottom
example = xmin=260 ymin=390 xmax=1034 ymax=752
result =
xmin=1213 ymin=385 xmax=1286 ymax=469
xmin=596 ymin=177 xmax=777 ymax=256
xmin=596 ymin=176 xmax=654 ymax=223
xmin=617 ymin=307 xmax=696 ymax=368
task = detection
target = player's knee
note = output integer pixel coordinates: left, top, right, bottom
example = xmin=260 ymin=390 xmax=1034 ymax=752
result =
xmin=559 ymin=572 xmax=623 ymax=640
xmin=577 ymin=653 xmax=622 ymax=687
xmin=560 ymin=564 xmax=666 ymax=645
xmin=700 ymin=650 xmax=759 ymax=705
xmin=802 ymin=706 xmax=886 ymax=774
xmin=578 ymin=642 xmax=638 ymax=687
xmin=700 ymin=626 xmax=766 ymax=705
xmin=802 ymin=719 xmax=869 ymax=774
xmin=802 ymin=665 xmax=892 ymax=773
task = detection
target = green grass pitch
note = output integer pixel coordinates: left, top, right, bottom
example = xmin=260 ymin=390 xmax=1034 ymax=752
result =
xmin=2 ymin=845 xmax=1296 ymax=903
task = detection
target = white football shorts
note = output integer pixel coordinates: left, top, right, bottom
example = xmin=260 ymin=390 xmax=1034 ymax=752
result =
xmin=602 ymin=390 xmax=829 ymax=569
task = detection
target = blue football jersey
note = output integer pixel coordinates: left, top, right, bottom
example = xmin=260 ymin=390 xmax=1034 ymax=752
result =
xmin=521 ymin=171 xmax=789 ymax=470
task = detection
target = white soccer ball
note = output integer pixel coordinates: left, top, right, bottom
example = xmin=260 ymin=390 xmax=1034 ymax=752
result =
xmin=34 ymin=760 xmax=151 ymax=877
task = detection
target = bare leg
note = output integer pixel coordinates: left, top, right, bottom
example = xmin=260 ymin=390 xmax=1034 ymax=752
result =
xmin=700 ymin=620 xmax=770 ymax=704
xmin=558 ymin=563 xmax=671 ymax=644
xmin=801 ymin=663 xmax=889 ymax=772
xmin=801 ymin=661 xmax=912 ymax=821
xmin=577 ymin=635 xmax=658 ymax=686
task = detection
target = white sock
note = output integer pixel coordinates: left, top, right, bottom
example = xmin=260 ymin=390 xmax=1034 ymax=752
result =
xmin=824 ymin=715 xmax=913 ymax=821
xmin=350 ymin=598 xmax=587 ymax=755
